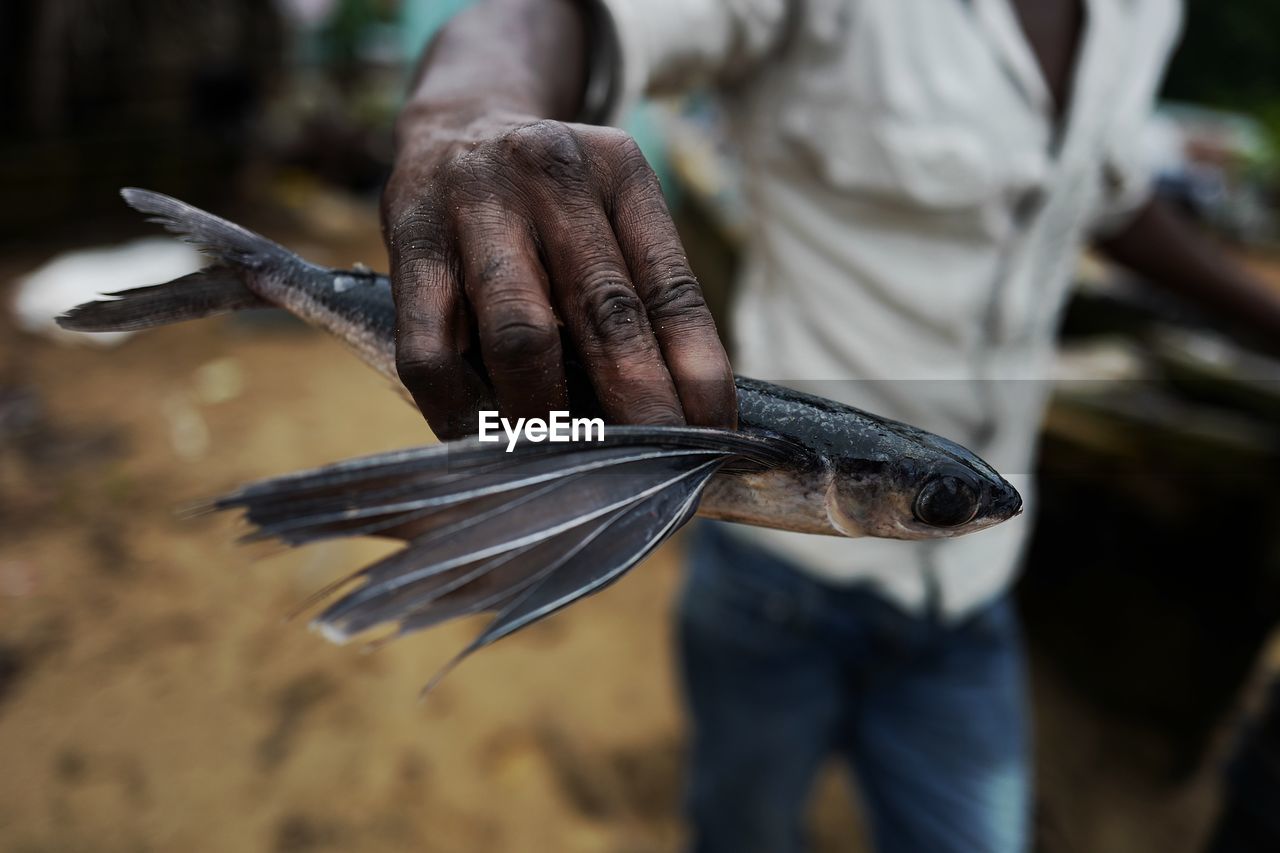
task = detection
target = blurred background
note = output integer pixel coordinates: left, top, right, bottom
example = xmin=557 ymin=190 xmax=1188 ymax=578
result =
xmin=3 ymin=1 xmax=1280 ymax=851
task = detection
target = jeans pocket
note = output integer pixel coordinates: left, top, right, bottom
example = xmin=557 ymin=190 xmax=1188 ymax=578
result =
xmin=681 ymin=550 xmax=814 ymax=659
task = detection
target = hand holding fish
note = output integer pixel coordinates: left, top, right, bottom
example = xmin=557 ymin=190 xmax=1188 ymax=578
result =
xmin=383 ymin=108 xmax=737 ymax=440
xmin=382 ymin=0 xmax=736 ymax=439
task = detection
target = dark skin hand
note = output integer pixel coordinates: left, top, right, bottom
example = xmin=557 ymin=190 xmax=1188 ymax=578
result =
xmin=382 ymin=0 xmax=736 ymax=440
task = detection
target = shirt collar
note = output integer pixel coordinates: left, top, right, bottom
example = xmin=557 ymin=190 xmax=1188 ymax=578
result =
xmin=970 ymin=0 xmax=1113 ymax=162
xmin=970 ymin=0 xmax=1055 ymax=117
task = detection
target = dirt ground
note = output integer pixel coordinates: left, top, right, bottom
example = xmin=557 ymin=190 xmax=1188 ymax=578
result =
xmin=1 ymin=212 xmax=1276 ymax=853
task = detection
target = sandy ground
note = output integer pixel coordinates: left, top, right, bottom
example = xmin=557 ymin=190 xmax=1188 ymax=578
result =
xmin=2 ymin=212 xmax=1277 ymax=853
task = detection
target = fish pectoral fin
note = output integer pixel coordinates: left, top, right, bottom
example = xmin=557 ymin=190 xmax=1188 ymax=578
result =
xmin=288 ymin=454 xmax=718 ymax=691
xmin=215 ymin=435 xmax=734 ymax=623
xmin=212 ymin=427 xmax=796 ymax=548
xmin=216 ymin=443 xmax=724 ymax=546
xmin=464 ymin=459 xmax=716 ymax=641
xmin=295 ymin=450 xmax=723 ymax=633
xmin=415 ymin=457 xmax=719 ymax=694
xmin=211 ymin=427 xmax=797 ymax=687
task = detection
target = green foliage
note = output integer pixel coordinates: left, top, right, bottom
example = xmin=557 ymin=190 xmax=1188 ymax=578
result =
xmin=1164 ymin=0 xmax=1280 ymax=173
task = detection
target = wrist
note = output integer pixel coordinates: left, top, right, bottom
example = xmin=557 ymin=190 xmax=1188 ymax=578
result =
xmin=394 ymin=100 xmax=536 ymax=153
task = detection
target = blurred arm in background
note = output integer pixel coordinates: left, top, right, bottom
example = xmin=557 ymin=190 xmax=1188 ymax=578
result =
xmin=1097 ymin=197 xmax=1280 ymax=354
xmin=381 ymin=0 xmax=738 ymax=439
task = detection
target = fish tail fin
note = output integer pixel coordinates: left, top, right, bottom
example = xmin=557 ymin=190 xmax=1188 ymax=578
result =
xmin=118 ymin=188 xmax=297 ymax=270
xmin=56 ymin=267 xmax=268 ymax=332
xmin=56 ymin=187 xmax=303 ymax=333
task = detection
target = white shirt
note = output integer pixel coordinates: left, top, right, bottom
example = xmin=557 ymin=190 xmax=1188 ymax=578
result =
xmin=586 ymin=0 xmax=1183 ymax=618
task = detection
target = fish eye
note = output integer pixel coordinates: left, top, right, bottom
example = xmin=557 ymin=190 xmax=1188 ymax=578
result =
xmin=913 ymin=475 xmax=980 ymax=528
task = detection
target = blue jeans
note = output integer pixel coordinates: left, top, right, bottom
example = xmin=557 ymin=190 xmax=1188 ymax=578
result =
xmin=679 ymin=524 xmax=1030 ymax=853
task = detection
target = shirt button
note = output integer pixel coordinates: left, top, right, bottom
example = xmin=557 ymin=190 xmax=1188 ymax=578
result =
xmin=1014 ymin=188 xmax=1046 ymax=223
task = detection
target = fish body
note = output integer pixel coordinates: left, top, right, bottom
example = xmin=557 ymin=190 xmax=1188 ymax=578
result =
xmin=59 ymin=190 xmax=1020 ymax=673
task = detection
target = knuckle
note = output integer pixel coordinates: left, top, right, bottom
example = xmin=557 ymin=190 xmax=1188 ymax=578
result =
xmin=579 ymin=278 xmax=647 ymax=343
xmin=485 ymin=316 xmax=557 ymax=368
xmin=388 ymin=206 xmax=449 ymax=266
xmin=395 ymin=346 xmax=453 ymax=385
xmin=646 ymin=275 xmax=709 ymax=324
xmin=502 ymin=120 xmax=588 ymax=185
xmin=487 ymin=330 xmax=556 ymax=373
xmin=590 ymin=128 xmax=654 ymax=185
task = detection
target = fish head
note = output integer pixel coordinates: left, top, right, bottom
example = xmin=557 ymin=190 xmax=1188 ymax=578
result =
xmin=824 ymin=428 xmax=1022 ymax=540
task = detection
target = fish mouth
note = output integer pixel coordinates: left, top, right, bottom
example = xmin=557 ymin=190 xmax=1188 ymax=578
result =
xmin=991 ymin=482 xmax=1024 ymax=520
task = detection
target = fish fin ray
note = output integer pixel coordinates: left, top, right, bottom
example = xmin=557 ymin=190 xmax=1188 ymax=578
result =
xmin=318 ymin=493 xmax=642 ymax=641
xmin=415 ymin=459 xmax=719 ymax=690
xmin=300 ymin=453 xmax=725 ymax=627
xmin=119 ymin=188 xmax=298 ymax=270
xmin=468 ymin=459 xmax=718 ymax=651
xmin=216 ymin=445 xmax=722 ymax=545
xmin=56 ymin=267 xmax=270 ymax=332
xmin=214 ymin=428 xmax=796 ymax=537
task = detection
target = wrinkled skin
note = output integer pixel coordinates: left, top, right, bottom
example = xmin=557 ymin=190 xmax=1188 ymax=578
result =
xmin=382 ymin=109 xmax=737 ymax=440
